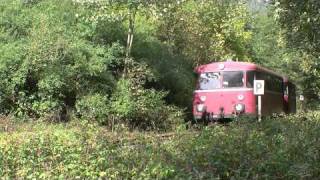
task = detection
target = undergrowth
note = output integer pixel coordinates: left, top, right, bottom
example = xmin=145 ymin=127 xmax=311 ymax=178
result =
xmin=0 ymin=111 xmax=319 ymax=179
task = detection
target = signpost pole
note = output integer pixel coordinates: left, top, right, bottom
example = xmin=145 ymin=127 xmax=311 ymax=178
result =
xmin=258 ymin=95 xmax=262 ymax=122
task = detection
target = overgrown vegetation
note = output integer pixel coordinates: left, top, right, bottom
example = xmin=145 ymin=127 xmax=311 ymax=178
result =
xmin=1 ymin=0 xmax=320 ymax=178
xmin=1 ymin=112 xmax=320 ymax=179
xmin=1 ymin=0 xmax=318 ymax=127
xmin=275 ymin=0 xmax=320 ymax=108
xmin=0 ymin=0 xmax=191 ymax=130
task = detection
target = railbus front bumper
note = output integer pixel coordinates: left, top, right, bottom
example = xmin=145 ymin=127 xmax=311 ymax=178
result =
xmin=194 ymin=112 xmax=256 ymax=122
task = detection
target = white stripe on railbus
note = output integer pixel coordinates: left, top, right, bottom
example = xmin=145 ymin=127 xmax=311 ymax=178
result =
xmin=194 ymin=88 xmax=253 ymax=92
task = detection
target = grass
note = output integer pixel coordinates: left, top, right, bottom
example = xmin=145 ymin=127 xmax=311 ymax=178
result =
xmin=0 ymin=111 xmax=320 ymax=179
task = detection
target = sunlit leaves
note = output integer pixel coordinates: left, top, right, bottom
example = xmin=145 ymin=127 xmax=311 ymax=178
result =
xmin=275 ymin=0 xmax=320 ymax=105
xmin=157 ymin=0 xmax=252 ymax=65
xmin=0 ymin=0 xmax=123 ymax=117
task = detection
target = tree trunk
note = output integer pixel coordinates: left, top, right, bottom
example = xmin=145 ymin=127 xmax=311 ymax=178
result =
xmin=124 ymin=10 xmax=136 ymax=76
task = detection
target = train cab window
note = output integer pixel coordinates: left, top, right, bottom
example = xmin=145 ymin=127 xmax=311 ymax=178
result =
xmin=246 ymin=71 xmax=255 ymax=88
xmin=222 ymin=71 xmax=244 ymax=88
xmin=198 ymin=72 xmax=221 ymax=90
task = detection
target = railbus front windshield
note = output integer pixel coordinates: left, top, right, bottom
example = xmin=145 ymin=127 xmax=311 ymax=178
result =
xmin=198 ymin=71 xmax=244 ymax=90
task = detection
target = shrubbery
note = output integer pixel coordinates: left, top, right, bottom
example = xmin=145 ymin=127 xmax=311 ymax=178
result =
xmin=0 ymin=0 xmax=186 ymax=130
xmin=1 ymin=112 xmax=320 ymax=179
xmin=108 ymin=78 xmax=183 ymax=131
xmin=0 ymin=120 xmax=180 ymax=179
xmin=176 ymin=112 xmax=320 ymax=179
xmin=75 ymin=93 xmax=109 ymax=124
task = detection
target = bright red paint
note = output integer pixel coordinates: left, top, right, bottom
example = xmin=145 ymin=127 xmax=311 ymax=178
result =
xmin=193 ymin=61 xmax=296 ymax=121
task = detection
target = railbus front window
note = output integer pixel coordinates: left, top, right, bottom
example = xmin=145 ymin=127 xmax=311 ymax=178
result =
xmin=198 ymin=72 xmax=221 ymax=90
xmin=222 ymin=71 xmax=244 ymax=88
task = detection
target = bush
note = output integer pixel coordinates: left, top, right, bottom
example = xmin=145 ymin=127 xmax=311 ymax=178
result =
xmin=131 ymin=89 xmax=184 ymax=131
xmin=75 ymin=94 xmax=109 ymax=124
xmin=1 ymin=111 xmax=320 ymax=179
xmin=0 ymin=1 xmax=187 ymax=131
xmin=0 ymin=121 xmax=179 ymax=179
xmin=109 ymin=77 xmax=184 ymax=131
xmin=0 ymin=0 xmax=122 ymax=118
xmin=170 ymin=111 xmax=320 ymax=179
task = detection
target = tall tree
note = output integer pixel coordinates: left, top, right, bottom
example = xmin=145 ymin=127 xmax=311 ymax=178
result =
xmin=157 ymin=0 xmax=252 ymax=65
xmin=275 ymin=0 xmax=320 ymax=107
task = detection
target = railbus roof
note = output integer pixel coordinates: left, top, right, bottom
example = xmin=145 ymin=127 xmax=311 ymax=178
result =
xmin=195 ymin=61 xmax=288 ymax=79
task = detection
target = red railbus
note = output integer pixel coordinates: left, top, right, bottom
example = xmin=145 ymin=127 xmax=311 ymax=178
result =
xmin=193 ymin=61 xmax=296 ymax=122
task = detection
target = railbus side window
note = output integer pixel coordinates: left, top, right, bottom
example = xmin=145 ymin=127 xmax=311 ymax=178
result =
xmin=268 ymin=74 xmax=282 ymax=93
xmin=246 ymin=71 xmax=255 ymax=88
xmin=256 ymin=72 xmax=283 ymax=93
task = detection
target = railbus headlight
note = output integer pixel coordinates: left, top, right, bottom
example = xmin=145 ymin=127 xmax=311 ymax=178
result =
xmin=235 ymin=104 xmax=245 ymax=113
xmin=237 ymin=94 xmax=244 ymax=101
xmin=200 ymin=96 xmax=207 ymax=102
xmin=196 ymin=104 xmax=205 ymax=112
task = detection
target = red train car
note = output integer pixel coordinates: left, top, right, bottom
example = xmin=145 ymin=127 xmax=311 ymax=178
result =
xmin=193 ymin=61 xmax=296 ymax=122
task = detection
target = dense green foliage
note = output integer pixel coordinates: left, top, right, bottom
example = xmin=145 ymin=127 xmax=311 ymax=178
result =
xmin=0 ymin=0 xmax=261 ymax=127
xmin=156 ymin=0 xmax=252 ymax=65
xmin=275 ymin=0 xmax=320 ymax=107
xmin=0 ymin=0 xmax=190 ymax=129
xmin=0 ymin=0 xmax=318 ymax=125
xmin=1 ymin=1 xmax=320 ymax=178
xmin=1 ymin=112 xmax=320 ymax=179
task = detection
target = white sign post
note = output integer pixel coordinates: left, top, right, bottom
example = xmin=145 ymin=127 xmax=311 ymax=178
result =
xmin=254 ymin=80 xmax=265 ymax=122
